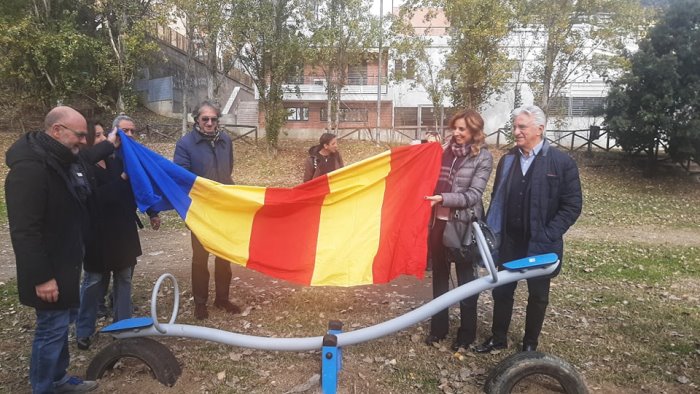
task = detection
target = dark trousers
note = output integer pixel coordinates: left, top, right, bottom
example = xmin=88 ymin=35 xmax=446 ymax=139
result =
xmin=491 ymin=235 xmax=550 ymax=347
xmin=429 ymin=220 xmax=479 ymax=343
xmin=191 ymin=232 xmax=232 ymax=305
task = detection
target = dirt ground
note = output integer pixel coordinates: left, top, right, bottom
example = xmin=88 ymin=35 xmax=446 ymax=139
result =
xmin=1 ymin=222 xmax=698 ymax=394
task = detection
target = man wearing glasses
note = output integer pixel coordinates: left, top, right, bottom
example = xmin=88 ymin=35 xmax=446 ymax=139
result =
xmin=5 ymin=106 xmax=117 ymax=392
xmin=174 ymin=101 xmax=240 ymax=320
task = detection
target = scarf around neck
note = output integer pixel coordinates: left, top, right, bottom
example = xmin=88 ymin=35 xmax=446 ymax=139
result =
xmin=195 ymin=125 xmax=220 ymax=143
xmin=434 ymin=139 xmax=471 ymax=194
xmin=36 ymin=131 xmax=76 ymax=166
xmin=35 ymin=132 xmax=91 ymax=204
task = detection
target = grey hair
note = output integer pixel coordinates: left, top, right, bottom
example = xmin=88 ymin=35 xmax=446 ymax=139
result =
xmin=192 ymin=100 xmax=222 ymax=121
xmin=511 ymin=105 xmax=547 ymax=133
xmin=112 ymin=115 xmax=135 ymax=130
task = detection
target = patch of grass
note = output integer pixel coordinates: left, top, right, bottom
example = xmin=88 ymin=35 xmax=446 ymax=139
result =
xmin=0 ymin=197 xmax=6 ymax=225
xmin=577 ymin=160 xmax=700 ymax=229
xmin=551 ymin=282 xmax=699 ymax=386
xmin=0 ymin=279 xmax=18 ymax=305
xmin=0 ymin=280 xmax=25 ymax=325
xmin=566 ymin=240 xmax=700 ymax=283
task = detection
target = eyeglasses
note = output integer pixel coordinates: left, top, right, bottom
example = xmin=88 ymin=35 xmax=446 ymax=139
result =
xmin=200 ymin=116 xmax=218 ymax=124
xmin=58 ymin=124 xmax=88 ymax=139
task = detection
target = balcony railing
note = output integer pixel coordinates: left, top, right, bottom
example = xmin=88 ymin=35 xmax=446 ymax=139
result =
xmin=284 ymin=76 xmax=388 ymax=95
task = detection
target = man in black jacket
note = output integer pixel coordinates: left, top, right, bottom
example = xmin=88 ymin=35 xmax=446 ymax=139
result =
xmin=5 ymin=106 xmax=115 ymax=393
xmin=475 ymin=105 xmax=582 ymax=353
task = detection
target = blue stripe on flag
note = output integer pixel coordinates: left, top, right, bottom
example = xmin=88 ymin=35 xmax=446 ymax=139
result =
xmin=119 ymin=131 xmax=196 ymax=218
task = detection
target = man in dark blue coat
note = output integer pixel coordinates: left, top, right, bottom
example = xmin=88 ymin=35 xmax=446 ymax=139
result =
xmin=5 ymin=106 xmax=116 ymax=393
xmin=174 ymin=101 xmax=240 ymax=320
xmin=475 ymin=105 xmax=583 ymax=353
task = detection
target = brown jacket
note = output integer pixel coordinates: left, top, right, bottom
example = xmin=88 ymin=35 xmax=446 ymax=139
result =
xmin=303 ymin=145 xmax=344 ymax=182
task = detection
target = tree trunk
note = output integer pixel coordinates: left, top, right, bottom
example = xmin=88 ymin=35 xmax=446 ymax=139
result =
xmin=541 ymin=38 xmax=555 ymax=114
xmin=326 ymin=84 xmax=332 ymax=131
xmin=117 ymin=92 xmax=125 ymax=113
xmin=643 ymin=143 xmax=657 ymax=178
xmin=333 ymin=93 xmax=340 ymax=133
xmin=207 ymin=36 xmax=217 ymax=101
xmin=182 ymin=23 xmax=195 ymax=136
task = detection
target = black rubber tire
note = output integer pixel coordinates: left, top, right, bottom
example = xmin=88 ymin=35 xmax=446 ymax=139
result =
xmin=86 ymin=337 xmax=181 ymax=387
xmin=484 ymin=351 xmax=588 ymax=394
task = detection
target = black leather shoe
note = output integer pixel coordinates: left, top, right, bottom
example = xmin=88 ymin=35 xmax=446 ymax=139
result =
xmin=521 ymin=343 xmax=537 ymax=352
xmin=76 ymin=337 xmax=91 ymax=350
xmin=194 ymin=304 xmax=208 ymax=320
xmin=474 ymin=337 xmax=507 ymax=353
xmin=450 ymin=340 xmax=472 ymax=351
xmin=424 ymin=334 xmax=444 ymax=346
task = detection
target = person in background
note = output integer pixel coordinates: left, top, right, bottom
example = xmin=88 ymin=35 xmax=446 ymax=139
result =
xmin=75 ymin=116 xmax=160 ymax=350
xmin=475 ymin=105 xmax=582 ymax=353
xmin=423 ymin=109 xmax=493 ymax=351
xmin=425 ymin=131 xmax=442 ymax=144
xmin=303 ymin=133 xmax=344 ymax=182
xmin=174 ymin=101 xmax=240 ymax=320
xmin=5 ymin=106 xmax=117 ymax=393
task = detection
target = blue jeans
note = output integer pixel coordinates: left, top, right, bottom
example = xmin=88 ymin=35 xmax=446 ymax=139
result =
xmin=76 ymin=267 xmax=133 ymax=339
xmin=111 ymin=266 xmax=133 ymax=322
xmin=31 ymin=308 xmax=77 ymax=393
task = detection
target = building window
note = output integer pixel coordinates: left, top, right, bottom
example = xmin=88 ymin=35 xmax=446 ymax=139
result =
xmin=394 ymin=59 xmax=416 ymax=79
xmin=320 ymin=108 xmax=368 ymax=122
xmin=406 ymin=59 xmax=416 ymax=79
xmin=348 ymin=61 xmax=368 ymax=85
xmin=549 ymin=96 xmax=605 ymax=117
xmin=287 ymin=107 xmax=309 ymax=121
xmin=286 ymin=64 xmax=305 ymax=84
xmin=395 ymin=107 xmax=418 ymax=126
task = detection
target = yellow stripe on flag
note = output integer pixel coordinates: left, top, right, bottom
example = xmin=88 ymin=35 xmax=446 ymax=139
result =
xmin=311 ymin=151 xmax=392 ymax=286
xmin=186 ymin=178 xmax=266 ymax=266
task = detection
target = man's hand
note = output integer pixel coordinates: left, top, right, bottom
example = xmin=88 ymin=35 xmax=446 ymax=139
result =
xmin=35 ymin=279 xmax=59 ymax=303
xmin=149 ymin=215 xmax=161 ymax=230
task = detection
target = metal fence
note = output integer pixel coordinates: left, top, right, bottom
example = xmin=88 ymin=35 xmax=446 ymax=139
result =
xmin=142 ymin=123 xmax=258 ymax=144
xmin=391 ymin=126 xmax=620 ymax=153
xmin=487 ymin=126 xmax=619 ymax=152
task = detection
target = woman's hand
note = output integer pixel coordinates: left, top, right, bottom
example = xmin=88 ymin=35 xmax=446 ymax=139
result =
xmin=108 ymin=127 xmax=121 ymax=148
xmin=424 ymin=194 xmax=443 ymax=207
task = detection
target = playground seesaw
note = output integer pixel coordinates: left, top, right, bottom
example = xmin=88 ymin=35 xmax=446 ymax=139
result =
xmin=86 ymin=222 xmax=588 ymax=394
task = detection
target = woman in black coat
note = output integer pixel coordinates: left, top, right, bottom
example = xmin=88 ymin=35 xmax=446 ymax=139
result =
xmin=75 ymin=121 xmax=150 ymax=349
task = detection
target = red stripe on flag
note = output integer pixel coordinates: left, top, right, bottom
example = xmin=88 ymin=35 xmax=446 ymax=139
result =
xmin=372 ymin=143 xmax=442 ymax=283
xmin=247 ymin=177 xmax=330 ymax=285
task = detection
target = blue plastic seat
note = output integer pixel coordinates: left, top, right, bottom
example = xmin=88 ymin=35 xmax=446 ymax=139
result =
xmin=502 ymin=253 xmax=559 ymax=271
xmin=101 ymin=317 xmax=154 ymax=333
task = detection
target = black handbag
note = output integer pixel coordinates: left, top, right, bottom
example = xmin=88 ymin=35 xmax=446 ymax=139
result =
xmin=443 ymin=208 xmax=497 ymax=266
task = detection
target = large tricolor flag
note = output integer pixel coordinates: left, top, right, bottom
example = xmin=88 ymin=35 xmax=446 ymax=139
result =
xmin=120 ymin=133 xmax=442 ymax=287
